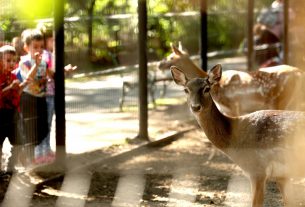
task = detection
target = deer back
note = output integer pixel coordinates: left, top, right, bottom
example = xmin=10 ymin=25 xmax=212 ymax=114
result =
xmin=213 ymin=65 xmax=305 ymax=116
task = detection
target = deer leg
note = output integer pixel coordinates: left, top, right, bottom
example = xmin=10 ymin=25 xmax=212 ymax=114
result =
xmin=250 ymin=176 xmax=266 ymax=207
xmin=276 ymin=178 xmax=294 ymax=207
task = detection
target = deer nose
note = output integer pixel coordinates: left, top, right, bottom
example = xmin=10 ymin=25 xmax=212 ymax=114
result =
xmin=191 ymin=104 xmax=201 ymax=112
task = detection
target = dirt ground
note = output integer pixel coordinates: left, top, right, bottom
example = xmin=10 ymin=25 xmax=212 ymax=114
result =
xmin=1 ymin=103 xmax=305 ymax=206
xmin=1 ymin=130 xmax=305 ymax=207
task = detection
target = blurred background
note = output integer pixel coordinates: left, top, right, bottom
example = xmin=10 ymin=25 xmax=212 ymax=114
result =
xmin=1 ymin=0 xmax=305 ymax=206
xmin=0 ymin=0 xmax=304 ymax=164
xmin=1 ymin=0 xmax=305 ymax=162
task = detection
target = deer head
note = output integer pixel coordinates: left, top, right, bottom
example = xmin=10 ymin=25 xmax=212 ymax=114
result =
xmin=158 ymin=42 xmax=208 ymax=79
xmin=171 ymin=64 xmax=222 ymax=114
xmin=158 ymin=43 xmax=189 ymax=70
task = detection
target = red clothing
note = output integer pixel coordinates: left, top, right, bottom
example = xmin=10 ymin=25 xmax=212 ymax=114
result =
xmin=0 ymin=72 xmax=20 ymax=109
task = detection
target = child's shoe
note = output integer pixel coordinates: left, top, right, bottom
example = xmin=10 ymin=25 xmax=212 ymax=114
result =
xmin=45 ymin=152 xmax=55 ymax=163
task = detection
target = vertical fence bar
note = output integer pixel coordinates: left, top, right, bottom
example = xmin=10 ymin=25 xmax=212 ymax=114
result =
xmin=138 ymin=0 xmax=149 ymax=141
xmin=283 ymin=0 xmax=289 ymax=64
xmin=200 ymin=0 xmax=208 ymax=71
xmin=54 ymin=0 xmax=66 ymax=166
xmin=247 ymin=0 xmax=254 ymax=71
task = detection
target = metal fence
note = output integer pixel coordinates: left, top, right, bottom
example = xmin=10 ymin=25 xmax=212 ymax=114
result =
xmin=1 ymin=0 xmax=292 ymax=166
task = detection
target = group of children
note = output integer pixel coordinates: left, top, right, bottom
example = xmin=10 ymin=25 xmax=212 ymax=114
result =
xmin=0 ymin=25 xmax=74 ymax=174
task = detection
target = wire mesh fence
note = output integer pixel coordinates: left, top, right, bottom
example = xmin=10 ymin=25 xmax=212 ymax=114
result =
xmin=2 ymin=0 xmax=305 ymax=206
xmin=0 ymin=0 xmax=283 ymax=169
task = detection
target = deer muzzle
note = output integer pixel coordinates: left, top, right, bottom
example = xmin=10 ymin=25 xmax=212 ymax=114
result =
xmin=191 ymin=104 xmax=202 ymax=113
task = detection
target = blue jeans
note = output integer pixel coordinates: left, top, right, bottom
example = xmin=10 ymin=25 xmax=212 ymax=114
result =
xmin=35 ymin=95 xmax=54 ymax=157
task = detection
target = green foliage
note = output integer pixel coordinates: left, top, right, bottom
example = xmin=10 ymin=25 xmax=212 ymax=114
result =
xmin=63 ymin=0 xmax=278 ymax=70
xmin=0 ymin=0 xmax=277 ymax=71
xmin=14 ymin=0 xmax=53 ymax=20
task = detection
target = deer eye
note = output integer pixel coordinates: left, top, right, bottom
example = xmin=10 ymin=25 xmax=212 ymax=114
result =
xmin=204 ymin=86 xmax=210 ymax=93
xmin=200 ymin=86 xmax=210 ymax=94
xmin=184 ymin=88 xmax=189 ymax=94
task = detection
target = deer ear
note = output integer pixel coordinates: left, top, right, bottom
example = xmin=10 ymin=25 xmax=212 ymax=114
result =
xmin=170 ymin=66 xmax=188 ymax=86
xmin=171 ymin=44 xmax=183 ymax=56
xmin=208 ymin=64 xmax=222 ymax=84
xmin=178 ymin=41 xmax=183 ymax=51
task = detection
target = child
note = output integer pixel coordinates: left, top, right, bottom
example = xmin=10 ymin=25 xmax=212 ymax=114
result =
xmin=33 ymin=25 xmax=76 ymax=164
xmin=19 ymin=29 xmax=52 ymax=163
xmin=33 ymin=26 xmax=55 ymax=164
xmin=0 ymin=45 xmax=26 ymax=173
xmin=12 ymin=36 xmax=27 ymax=65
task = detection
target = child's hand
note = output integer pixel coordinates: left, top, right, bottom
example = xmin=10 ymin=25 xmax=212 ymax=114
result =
xmin=34 ymin=52 xmax=42 ymax=66
xmin=10 ymin=79 xmax=21 ymax=90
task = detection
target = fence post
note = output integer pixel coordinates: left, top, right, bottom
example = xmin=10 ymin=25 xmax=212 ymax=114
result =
xmin=283 ymin=0 xmax=289 ymax=64
xmin=247 ymin=0 xmax=254 ymax=71
xmin=54 ymin=0 xmax=66 ymax=167
xmin=138 ymin=0 xmax=149 ymax=141
xmin=200 ymin=0 xmax=208 ymax=71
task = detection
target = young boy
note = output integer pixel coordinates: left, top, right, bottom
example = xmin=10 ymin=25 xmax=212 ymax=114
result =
xmin=33 ymin=26 xmax=55 ymax=164
xmin=0 ymin=45 xmax=25 ymax=173
xmin=19 ymin=29 xmax=52 ymax=163
xmin=34 ymin=25 xmax=76 ymax=164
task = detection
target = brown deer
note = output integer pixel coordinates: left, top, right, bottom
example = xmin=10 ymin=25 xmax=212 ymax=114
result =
xmin=159 ymin=44 xmax=305 ymax=116
xmin=171 ymin=64 xmax=305 ymax=206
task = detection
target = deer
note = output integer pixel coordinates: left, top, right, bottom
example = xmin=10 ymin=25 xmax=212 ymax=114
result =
xmin=171 ymin=64 xmax=305 ymax=207
xmin=159 ymin=43 xmax=305 ymax=116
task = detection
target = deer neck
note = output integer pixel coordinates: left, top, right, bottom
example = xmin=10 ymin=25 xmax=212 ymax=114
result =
xmin=196 ymin=100 xmax=233 ymax=149
xmin=178 ymin=57 xmax=207 ymax=79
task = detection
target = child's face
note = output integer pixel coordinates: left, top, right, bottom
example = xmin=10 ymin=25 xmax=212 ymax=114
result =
xmin=2 ymin=53 xmax=16 ymax=72
xmin=46 ymin=37 xmax=54 ymax=52
xmin=27 ymin=39 xmax=44 ymax=58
